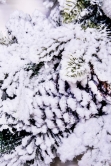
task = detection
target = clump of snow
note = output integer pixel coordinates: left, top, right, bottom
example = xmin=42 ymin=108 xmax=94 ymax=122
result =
xmin=58 ymin=115 xmax=111 ymax=166
xmin=101 ymin=0 xmax=111 ymax=19
xmin=43 ymin=0 xmax=56 ymax=8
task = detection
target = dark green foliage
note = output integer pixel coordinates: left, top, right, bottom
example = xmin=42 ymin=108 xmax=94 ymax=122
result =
xmin=80 ymin=5 xmax=111 ymax=29
xmin=25 ymin=62 xmax=44 ymax=78
xmin=62 ymin=0 xmax=111 ymax=29
xmin=0 ymin=129 xmax=30 ymax=154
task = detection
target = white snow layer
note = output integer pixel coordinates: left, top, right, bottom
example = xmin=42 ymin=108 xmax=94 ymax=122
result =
xmin=0 ymin=0 xmax=111 ymax=166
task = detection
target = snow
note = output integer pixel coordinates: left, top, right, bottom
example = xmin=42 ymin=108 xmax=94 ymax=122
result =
xmin=102 ymin=0 xmax=111 ymax=19
xmin=57 ymin=105 xmax=111 ymax=165
xmin=0 ymin=0 xmax=49 ymax=34
xmin=1 ymin=0 xmax=111 ymax=166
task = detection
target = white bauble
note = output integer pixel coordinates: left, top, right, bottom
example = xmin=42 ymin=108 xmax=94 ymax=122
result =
xmin=101 ymin=0 xmax=111 ymax=19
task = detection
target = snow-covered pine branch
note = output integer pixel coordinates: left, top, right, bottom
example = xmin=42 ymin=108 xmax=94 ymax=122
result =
xmin=0 ymin=0 xmax=111 ymax=166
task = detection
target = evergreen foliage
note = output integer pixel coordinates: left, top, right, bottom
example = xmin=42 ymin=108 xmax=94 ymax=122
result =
xmin=0 ymin=0 xmax=111 ymax=166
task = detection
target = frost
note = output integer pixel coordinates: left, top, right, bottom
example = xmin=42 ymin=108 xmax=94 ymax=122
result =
xmin=58 ymin=116 xmax=111 ymax=166
xmin=0 ymin=0 xmax=111 ymax=166
xmin=101 ymin=0 xmax=111 ymax=19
